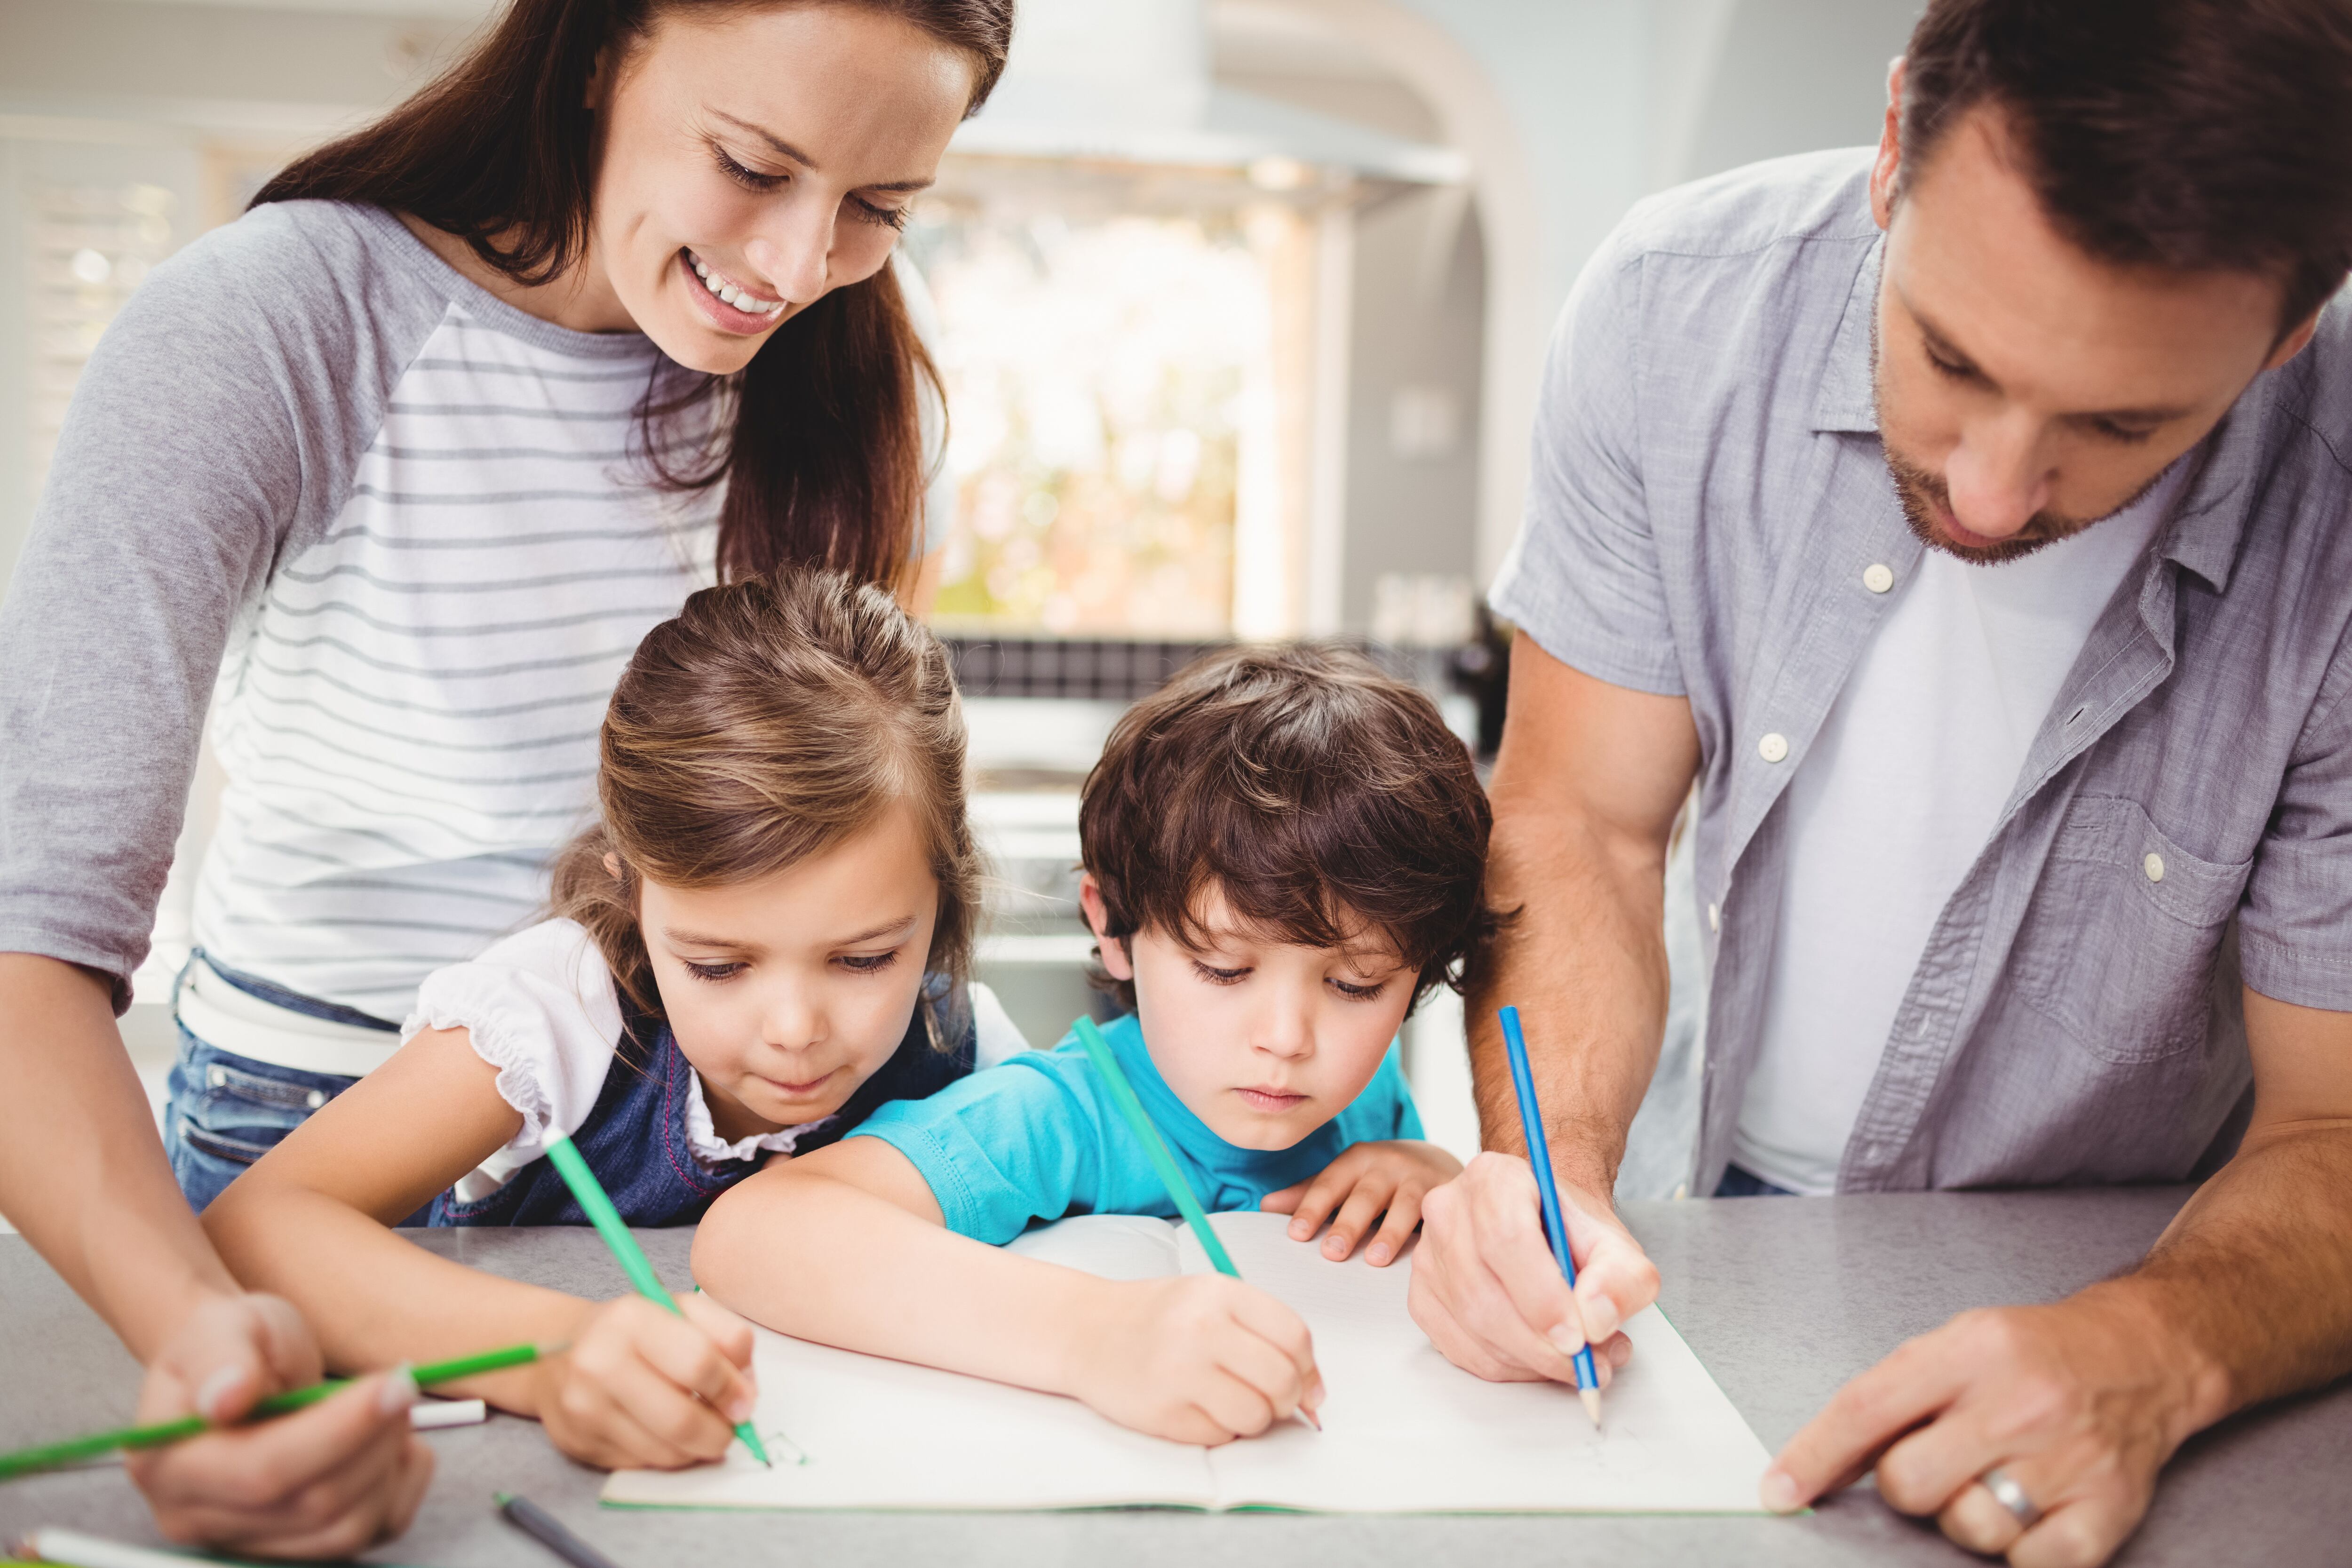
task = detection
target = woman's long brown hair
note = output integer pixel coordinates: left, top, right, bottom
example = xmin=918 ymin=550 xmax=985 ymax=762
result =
xmin=252 ymin=0 xmax=1014 ymax=588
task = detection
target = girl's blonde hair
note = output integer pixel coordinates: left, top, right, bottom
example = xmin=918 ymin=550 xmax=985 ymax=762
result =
xmin=549 ymin=569 xmax=978 ymax=1032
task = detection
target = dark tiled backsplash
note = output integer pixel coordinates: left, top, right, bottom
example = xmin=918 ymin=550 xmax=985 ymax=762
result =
xmin=944 ymin=637 xmax=1231 ymax=701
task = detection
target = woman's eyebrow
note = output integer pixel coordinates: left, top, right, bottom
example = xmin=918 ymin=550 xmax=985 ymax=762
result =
xmin=708 ymin=110 xmax=937 ymax=193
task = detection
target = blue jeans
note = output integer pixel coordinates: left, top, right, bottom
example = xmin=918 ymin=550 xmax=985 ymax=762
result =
xmin=1713 ymin=1164 xmax=1798 ymax=1198
xmin=163 ymin=952 xmax=397 ymax=1213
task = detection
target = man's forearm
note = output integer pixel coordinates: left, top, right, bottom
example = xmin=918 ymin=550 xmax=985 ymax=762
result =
xmin=1464 ymin=804 xmax=1672 ymax=1195
xmin=0 ymin=953 xmax=234 ymax=1359
xmin=2105 ymin=1117 xmax=2352 ymax=1435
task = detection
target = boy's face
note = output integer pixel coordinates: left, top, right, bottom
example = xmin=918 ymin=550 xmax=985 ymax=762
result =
xmin=1080 ymin=876 xmax=1416 ymax=1151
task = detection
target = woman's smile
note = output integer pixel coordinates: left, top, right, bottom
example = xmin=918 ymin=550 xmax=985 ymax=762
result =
xmin=680 ymin=248 xmax=787 ymax=333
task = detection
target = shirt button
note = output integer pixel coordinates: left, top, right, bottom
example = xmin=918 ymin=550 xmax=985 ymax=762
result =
xmin=1862 ymin=563 xmax=1895 ymax=594
xmin=2144 ymin=852 xmax=2166 ymax=883
xmin=1758 ymin=732 xmax=1790 ymax=764
xmin=1707 ymin=902 xmax=1721 ymax=932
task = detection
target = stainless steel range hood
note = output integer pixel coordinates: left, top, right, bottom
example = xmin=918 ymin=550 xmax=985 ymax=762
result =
xmin=951 ymin=0 xmax=1465 ymax=187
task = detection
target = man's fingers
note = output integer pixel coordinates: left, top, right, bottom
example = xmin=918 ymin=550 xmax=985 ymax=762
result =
xmin=2011 ymin=1492 xmax=2143 ymax=1568
xmin=1938 ymin=1478 xmax=2028 ymax=1559
xmin=149 ymin=1372 xmax=418 ymax=1505
xmin=1558 ymin=1194 xmax=1657 ymax=1345
xmin=1767 ymin=1339 xmax=1970 ymax=1509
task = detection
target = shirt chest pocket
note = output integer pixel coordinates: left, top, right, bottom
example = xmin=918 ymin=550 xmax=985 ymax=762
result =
xmin=2011 ymin=796 xmax=2250 ymax=1064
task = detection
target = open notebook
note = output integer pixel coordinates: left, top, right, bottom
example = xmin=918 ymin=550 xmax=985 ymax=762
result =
xmin=604 ymin=1211 xmax=1773 ymax=1513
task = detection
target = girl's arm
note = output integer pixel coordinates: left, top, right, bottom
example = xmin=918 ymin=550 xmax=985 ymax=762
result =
xmin=201 ymin=1028 xmax=755 ymax=1471
xmin=693 ymin=1139 xmax=1324 ymax=1446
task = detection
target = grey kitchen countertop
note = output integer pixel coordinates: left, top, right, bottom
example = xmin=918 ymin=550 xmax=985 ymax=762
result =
xmin=4 ymin=1187 xmax=2347 ymax=1567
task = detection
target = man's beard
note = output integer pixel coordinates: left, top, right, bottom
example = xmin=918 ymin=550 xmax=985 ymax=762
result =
xmin=1881 ymin=444 xmax=2108 ymax=566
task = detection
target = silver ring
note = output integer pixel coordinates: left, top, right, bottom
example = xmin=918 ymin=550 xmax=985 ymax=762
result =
xmin=1978 ymin=1466 xmax=2042 ymax=1528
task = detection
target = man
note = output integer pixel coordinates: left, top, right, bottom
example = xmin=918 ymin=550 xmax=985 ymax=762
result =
xmin=1410 ymin=2 xmax=2352 ymax=1564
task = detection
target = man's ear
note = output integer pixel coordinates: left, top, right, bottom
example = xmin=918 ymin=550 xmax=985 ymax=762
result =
xmin=2267 ymin=306 xmax=2326 ymax=372
xmin=1870 ymin=56 xmax=1907 ymax=231
xmin=1078 ymin=873 xmax=1134 ymax=982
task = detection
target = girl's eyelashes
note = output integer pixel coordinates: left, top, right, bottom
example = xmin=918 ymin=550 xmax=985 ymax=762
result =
xmin=683 ymin=959 xmax=745 ymax=983
xmin=1191 ymin=960 xmax=1251 ymax=986
xmin=836 ymin=950 xmax=901 ymax=974
xmin=1329 ymin=975 xmax=1390 ymax=1001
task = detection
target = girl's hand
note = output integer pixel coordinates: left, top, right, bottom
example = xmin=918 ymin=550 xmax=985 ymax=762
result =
xmin=528 ymin=1292 xmax=758 ymax=1470
xmin=1262 ymin=1139 xmax=1466 ymax=1266
xmin=1067 ymin=1275 xmax=1322 ymax=1446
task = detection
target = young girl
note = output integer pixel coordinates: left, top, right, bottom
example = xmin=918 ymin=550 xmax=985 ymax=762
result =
xmin=202 ymin=570 xmax=1026 ymax=1470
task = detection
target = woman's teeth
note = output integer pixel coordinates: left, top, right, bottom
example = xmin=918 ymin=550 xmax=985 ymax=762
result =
xmin=689 ymin=254 xmax=784 ymax=317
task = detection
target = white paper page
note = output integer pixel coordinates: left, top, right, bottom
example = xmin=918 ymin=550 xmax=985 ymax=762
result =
xmin=1190 ymin=1212 xmax=1774 ymax=1513
xmin=603 ymin=1217 xmax=1212 ymax=1511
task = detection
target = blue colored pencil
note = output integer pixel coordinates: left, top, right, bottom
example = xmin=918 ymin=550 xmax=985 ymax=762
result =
xmin=1498 ymin=1005 xmax=1605 ymax=1427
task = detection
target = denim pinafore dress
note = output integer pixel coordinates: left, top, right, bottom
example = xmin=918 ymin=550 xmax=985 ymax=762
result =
xmin=429 ymin=977 xmax=976 ymax=1227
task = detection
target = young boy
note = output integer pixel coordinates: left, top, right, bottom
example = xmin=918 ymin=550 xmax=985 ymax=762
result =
xmin=694 ymin=645 xmax=1493 ymax=1446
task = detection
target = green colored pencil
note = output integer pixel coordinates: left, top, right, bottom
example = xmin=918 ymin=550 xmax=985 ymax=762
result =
xmin=1070 ymin=1016 xmax=1240 ymax=1276
xmin=1070 ymin=1016 xmax=1320 ymax=1428
xmin=0 ymin=1342 xmax=542 ymax=1482
xmin=540 ymin=1135 xmax=772 ymax=1467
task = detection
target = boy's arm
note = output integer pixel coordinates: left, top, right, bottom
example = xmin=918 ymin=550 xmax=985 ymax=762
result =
xmin=694 ymin=1138 xmax=1325 ymax=1445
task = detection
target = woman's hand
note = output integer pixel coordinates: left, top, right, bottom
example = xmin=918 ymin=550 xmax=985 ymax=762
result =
xmin=1261 ymin=1139 xmax=1465 ymax=1266
xmin=122 ymin=1293 xmax=433 ymax=1559
xmin=1066 ymin=1275 xmax=1322 ymax=1445
xmin=525 ymin=1292 xmax=759 ymax=1470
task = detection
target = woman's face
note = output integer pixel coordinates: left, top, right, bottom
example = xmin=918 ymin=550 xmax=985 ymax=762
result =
xmin=588 ymin=4 xmax=974 ymax=371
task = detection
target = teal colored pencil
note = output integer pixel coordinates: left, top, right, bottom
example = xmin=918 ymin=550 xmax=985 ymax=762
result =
xmin=1071 ymin=1016 xmax=1240 ymax=1276
xmin=1070 ymin=1016 xmax=1321 ymax=1430
xmin=0 ymin=1343 xmax=542 ymax=1482
xmin=540 ymin=1135 xmax=772 ymax=1467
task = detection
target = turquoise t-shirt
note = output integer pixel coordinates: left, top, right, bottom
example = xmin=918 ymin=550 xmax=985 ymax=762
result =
xmin=850 ymin=1011 xmax=1424 ymax=1245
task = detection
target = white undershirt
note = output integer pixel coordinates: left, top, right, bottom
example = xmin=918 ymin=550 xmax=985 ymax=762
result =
xmin=1732 ymin=462 xmax=2188 ymax=1194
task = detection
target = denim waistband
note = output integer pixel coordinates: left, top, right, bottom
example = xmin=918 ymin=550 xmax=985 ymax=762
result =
xmin=189 ymin=949 xmax=399 ymax=1032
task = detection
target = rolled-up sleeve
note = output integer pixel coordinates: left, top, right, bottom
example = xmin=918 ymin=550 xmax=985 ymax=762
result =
xmin=1488 ymin=236 xmax=1684 ymax=696
xmin=2240 ymin=630 xmax=2352 ymax=1010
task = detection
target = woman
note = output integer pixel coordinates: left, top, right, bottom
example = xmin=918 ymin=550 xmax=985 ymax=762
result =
xmin=0 ymin=0 xmax=1010 ymax=1553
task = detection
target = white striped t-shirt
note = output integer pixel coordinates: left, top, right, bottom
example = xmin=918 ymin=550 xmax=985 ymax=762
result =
xmin=194 ymin=302 xmax=719 ymax=1019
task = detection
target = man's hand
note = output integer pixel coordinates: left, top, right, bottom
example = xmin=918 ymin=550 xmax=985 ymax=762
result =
xmin=1406 ymin=1152 xmax=1655 ymax=1387
xmin=1763 ymin=1289 xmax=2218 ymax=1567
xmin=122 ymin=1293 xmax=433 ymax=1558
xmin=1261 ymin=1139 xmax=1463 ymax=1266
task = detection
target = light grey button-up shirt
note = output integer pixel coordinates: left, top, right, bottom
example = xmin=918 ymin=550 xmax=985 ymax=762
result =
xmin=1490 ymin=149 xmax=2352 ymax=1194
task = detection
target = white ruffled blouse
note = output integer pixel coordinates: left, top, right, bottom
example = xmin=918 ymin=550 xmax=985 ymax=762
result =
xmin=402 ymin=918 xmax=1031 ymax=1203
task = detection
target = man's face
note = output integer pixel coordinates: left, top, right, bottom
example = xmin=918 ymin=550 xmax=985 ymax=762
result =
xmin=1869 ymin=88 xmax=2311 ymax=564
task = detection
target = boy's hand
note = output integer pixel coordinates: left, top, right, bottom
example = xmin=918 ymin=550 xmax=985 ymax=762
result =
xmin=1067 ymin=1275 xmax=1323 ymax=1445
xmin=1262 ymin=1139 xmax=1464 ymax=1266
xmin=528 ymin=1292 xmax=758 ymax=1470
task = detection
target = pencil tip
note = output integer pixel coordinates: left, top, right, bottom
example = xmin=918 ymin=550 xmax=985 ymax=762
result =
xmin=1302 ymin=1407 xmax=1323 ymax=1432
xmin=1580 ymin=1387 xmax=1604 ymax=1428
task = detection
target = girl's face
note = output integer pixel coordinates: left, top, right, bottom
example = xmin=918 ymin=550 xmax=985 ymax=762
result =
xmin=1081 ymin=876 xmax=1417 ymax=1153
xmin=636 ymin=804 xmax=941 ymax=1139
xmin=585 ymin=4 xmax=974 ymax=371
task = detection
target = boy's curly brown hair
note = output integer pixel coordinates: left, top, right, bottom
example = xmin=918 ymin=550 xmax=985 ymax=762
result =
xmin=1080 ymin=643 xmax=1495 ymax=1015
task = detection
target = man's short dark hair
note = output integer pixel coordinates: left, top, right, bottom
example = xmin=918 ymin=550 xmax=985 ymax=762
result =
xmin=1901 ymin=0 xmax=2352 ymax=330
xmin=1079 ymin=644 xmax=1494 ymax=1016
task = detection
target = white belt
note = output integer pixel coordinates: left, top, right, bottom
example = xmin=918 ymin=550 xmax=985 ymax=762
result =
xmin=175 ymin=960 xmax=405 ymax=1078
